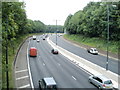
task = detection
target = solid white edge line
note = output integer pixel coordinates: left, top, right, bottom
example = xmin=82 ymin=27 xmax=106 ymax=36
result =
xmin=18 ymin=84 xmax=30 ymax=88
xmin=27 ymin=40 xmax=34 ymax=89
xmin=15 ymin=69 xmax=28 ymax=73
xmin=16 ymin=76 xmax=29 ymax=80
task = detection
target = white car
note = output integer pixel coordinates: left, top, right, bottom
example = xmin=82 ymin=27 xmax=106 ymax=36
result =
xmin=37 ymin=39 xmax=40 ymax=42
xmin=33 ymin=35 xmax=36 ymax=40
xmin=89 ymin=74 xmax=113 ymax=89
xmin=87 ymin=48 xmax=98 ymax=55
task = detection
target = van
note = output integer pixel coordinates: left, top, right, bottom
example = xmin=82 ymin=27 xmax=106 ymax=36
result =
xmin=39 ymin=77 xmax=57 ymax=90
xmin=29 ymin=47 xmax=37 ymax=57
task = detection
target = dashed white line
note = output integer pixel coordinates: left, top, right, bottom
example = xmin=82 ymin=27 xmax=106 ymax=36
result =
xmin=72 ymin=76 xmax=77 ymax=80
xmin=18 ymin=84 xmax=30 ymax=88
xmin=15 ymin=69 xmax=28 ymax=73
xmin=16 ymin=76 xmax=29 ymax=80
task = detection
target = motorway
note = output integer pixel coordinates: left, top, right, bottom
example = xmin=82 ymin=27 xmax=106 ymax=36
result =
xmin=28 ymin=35 xmax=97 ymax=89
xmin=50 ymin=34 xmax=119 ymax=75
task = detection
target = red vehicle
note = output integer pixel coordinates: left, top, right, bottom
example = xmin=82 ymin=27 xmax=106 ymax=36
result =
xmin=29 ymin=47 xmax=37 ymax=57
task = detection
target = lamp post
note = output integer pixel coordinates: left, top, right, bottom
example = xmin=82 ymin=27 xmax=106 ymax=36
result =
xmin=56 ymin=20 xmax=57 ymax=45
xmin=5 ymin=15 xmax=9 ymax=89
xmin=106 ymin=4 xmax=116 ymax=70
xmin=106 ymin=4 xmax=109 ymax=70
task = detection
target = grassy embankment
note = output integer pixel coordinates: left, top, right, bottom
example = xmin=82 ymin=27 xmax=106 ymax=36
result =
xmin=64 ymin=34 xmax=119 ymax=54
xmin=2 ymin=33 xmax=42 ymax=88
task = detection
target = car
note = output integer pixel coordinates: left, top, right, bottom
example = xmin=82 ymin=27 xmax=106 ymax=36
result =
xmin=29 ymin=47 xmax=37 ymax=57
xmin=87 ymin=48 xmax=98 ymax=55
xmin=39 ymin=77 xmax=57 ymax=90
xmin=33 ymin=35 xmax=36 ymax=40
xmin=43 ymin=38 xmax=45 ymax=40
xmin=51 ymin=49 xmax=58 ymax=54
xmin=37 ymin=39 xmax=40 ymax=42
xmin=89 ymin=74 xmax=113 ymax=89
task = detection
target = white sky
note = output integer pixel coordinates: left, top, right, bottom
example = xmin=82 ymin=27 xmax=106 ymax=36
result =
xmin=20 ymin=0 xmax=101 ymax=25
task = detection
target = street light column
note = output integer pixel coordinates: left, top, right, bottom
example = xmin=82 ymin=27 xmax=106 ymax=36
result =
xmin=6 ymin=15 xmax=9 ymax=89
xmin=106 ymin=4 xmax=109 ymax=71
xmin=56 ymin=20 xmax=57 ymax=45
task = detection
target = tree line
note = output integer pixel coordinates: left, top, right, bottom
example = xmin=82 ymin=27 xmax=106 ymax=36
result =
xmin=46 ymin=25 xmax=64 ymax=33
xmin=64 ymin=2 xmax=120 ymax=41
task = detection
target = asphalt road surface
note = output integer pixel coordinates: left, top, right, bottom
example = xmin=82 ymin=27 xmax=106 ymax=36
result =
xmin=50 ymin=34 xmax=119 ymax=75
xmin=28 ymin=35 xmax=97 ymax=89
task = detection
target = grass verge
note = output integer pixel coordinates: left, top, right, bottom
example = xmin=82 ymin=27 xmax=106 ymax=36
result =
xmin=64 ymin=34 xmax=118 ymax=54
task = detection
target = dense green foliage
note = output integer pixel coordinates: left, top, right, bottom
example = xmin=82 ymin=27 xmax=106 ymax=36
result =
xmin=2 ymin=2 xmax=27 ymax=88
xmin=64 ymin=2 xmax=120 ymax=41
xmin=27 ymin=19 xmax=46 ymax=33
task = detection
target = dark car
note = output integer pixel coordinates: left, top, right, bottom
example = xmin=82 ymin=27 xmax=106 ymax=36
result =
xmin=43 ymin=38 xmax=45 ymax=40
xmin=39 ymin=77 xmax=57 ymax=90
xmin=51 ymin=49 xmax=58 ymax=54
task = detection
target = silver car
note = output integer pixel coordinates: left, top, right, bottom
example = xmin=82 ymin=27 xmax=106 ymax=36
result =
xmin=89 ymin=74 xmax=113 ymax=89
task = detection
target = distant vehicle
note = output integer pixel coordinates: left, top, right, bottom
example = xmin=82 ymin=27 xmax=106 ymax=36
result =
xmin=58 ymin=34 xmax=63 ymax=37
xmin=43 ymin=38 xmax=45 ymax=40
xmin=39 ymin=77 xmax=57 ymax=90
xmin=89 ymin=74 xmax=113 ymax=89
xmin=87 ymin=48 xmax=98 ymax=55
xmin=33 ymin=35 xmax=36 ymax=40
xmin=29 ymin=47 xmax=37 ymax=57
xmin=51 ymin=49 xmax=58 ymax=54
xmin=37 ymin=39 xmax=40 ymax=42
xmin=45 ymin=34 xmax=48 ymax=38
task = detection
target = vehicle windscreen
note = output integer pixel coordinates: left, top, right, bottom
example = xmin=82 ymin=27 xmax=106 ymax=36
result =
xmin=104 ymin=80 xmax=112 ymax=84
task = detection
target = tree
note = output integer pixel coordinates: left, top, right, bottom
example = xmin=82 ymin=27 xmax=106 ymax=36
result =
xmin=64 ymin=1 xmax=120 ymax=41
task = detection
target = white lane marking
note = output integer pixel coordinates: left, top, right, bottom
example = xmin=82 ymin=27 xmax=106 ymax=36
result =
xmin=16 ymin=76 xmax=29 ymax=80
xmin=72 ymin=76 xmax=77 ymax=80
xmin=27 ymin=40 xmax=34 ymax=88
xmin=15 ymin=69 xmax=28 ymax=73
xmin=18 ymin=84 xmax=30 ymax=88
xmin=43 ymin=63 xmax=45 ymax=66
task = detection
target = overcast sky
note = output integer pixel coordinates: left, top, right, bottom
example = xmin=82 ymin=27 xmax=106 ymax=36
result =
xmin=20 ymin=0 xmax=101 ymax=25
